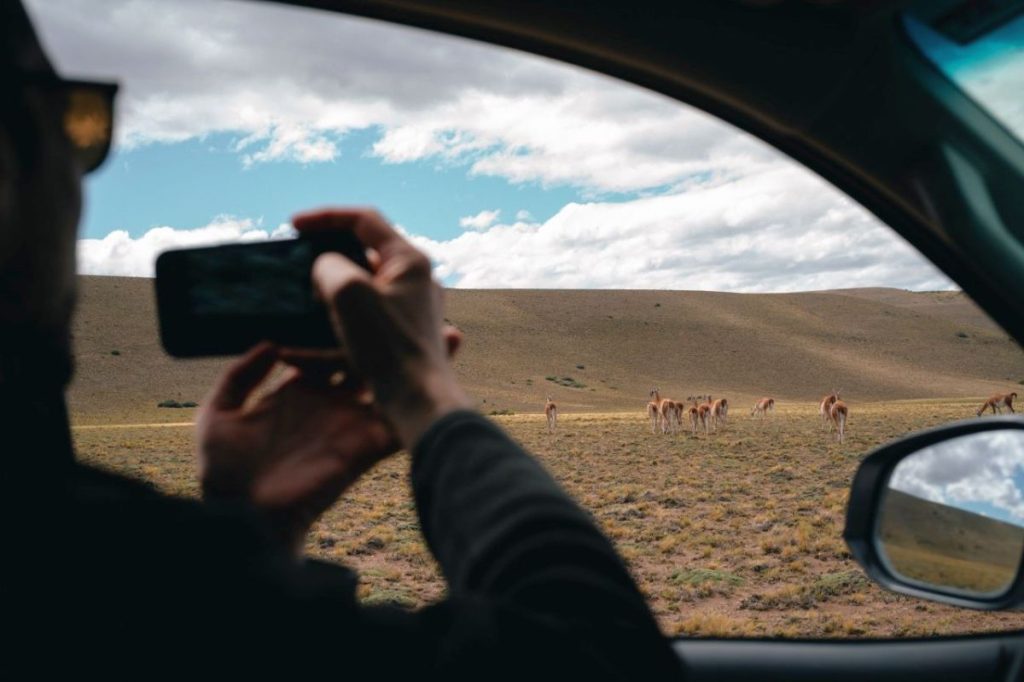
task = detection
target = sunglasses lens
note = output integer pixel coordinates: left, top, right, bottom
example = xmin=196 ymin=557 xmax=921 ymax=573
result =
xmin=64 ymin=86 xmax=113 ymax=172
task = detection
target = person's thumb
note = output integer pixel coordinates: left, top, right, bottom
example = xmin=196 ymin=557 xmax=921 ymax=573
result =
xmin=311 ymin=252 xmax=398 ymax=387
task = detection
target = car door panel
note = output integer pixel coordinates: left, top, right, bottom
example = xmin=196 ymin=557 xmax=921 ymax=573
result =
xmin=674 ymin=635 xmax=1024 ymax=682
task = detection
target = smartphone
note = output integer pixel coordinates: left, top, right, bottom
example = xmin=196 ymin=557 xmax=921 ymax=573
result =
xmin=154 ymin=232 xmax=370 ymax=357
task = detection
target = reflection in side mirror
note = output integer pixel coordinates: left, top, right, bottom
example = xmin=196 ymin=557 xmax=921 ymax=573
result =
xmin=877 ymin=429 xmax=1024 ymax=597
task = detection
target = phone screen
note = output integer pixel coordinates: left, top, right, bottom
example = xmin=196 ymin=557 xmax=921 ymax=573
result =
xmin=184 ymin=240 xmax=317 ymax=317
xmin=155 ymin=233 xmax=368 ymax=357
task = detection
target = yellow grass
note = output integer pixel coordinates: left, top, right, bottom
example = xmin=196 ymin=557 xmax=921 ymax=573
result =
xmin=73 ymin=399 xmax=1024 ymax=638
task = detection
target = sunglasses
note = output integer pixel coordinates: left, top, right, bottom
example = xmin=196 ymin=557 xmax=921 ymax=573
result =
xmin=16 ymin=75 xmax=119 ymax=174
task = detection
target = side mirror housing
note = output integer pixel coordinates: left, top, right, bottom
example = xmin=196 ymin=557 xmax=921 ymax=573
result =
xmin=844 ymin=416 xmax=1024 ymax=610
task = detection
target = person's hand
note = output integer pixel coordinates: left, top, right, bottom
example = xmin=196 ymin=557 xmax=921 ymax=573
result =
xmin=196 ymin=342 xmax=399 ymax=553
xmin=294 ymin=208 xmax=472 ymax=448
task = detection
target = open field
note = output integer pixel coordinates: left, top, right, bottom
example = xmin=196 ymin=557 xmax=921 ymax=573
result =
xmin=73 ymin=399 xmax=1024 ymax=638
xmin=68 ymin=276 xmax=1024 ymax=637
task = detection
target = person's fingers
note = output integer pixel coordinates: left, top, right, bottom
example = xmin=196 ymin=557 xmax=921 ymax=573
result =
xmin=207 ymin=342 xmax=279 ymax=411
xmin=443 ymin=324 xmax=462 ymax=357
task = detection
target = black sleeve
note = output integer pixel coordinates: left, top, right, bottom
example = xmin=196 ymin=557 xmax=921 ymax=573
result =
xmin=401 ymin=410 xmax=683 ymax=681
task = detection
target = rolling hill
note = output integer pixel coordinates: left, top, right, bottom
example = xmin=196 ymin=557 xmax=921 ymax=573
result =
xmin=68 ymin=276 xmax=1024 ymax=422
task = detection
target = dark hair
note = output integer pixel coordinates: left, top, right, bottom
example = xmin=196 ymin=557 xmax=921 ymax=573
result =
xmin=4 ymin=2 xmax=54 ymax=70
xmin=0 ymin=2 xmax=56 ymax=174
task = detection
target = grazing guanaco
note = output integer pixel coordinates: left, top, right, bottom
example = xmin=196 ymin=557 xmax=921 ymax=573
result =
xmin=977 ymin=392 xmax=1018 ymax=416
xmin=685 ymin=396 xmax=701 ymax=434
xmin=819 ymin=392 xmax=838 ymax=430
xmin=659 ymin=398 xmax=677 ymax=434
xmin=544 ymin=397 xmax=558 ymax=432
xmin=667 ymin=400 xmax=685 ymax=434
xmin=751 ymin=397 xmax=775 ymax=418
xmin=829 ymin=399 xmax=848 ymax=443
xmin=697 ymin=395 xmax=713 ymax=435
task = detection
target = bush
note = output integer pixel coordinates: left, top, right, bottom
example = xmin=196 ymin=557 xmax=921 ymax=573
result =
xmin=158 ymin=399 xmax=198 ymax=408
xmin=488 ymin=409 xmax=515 ymax=416
xmin=956 ymin=331 xmax=969 ymax=338
xmin=545 ymin=376 xmax=586 ymax=389
xmin=110 ymin=350 xmax=121 ymax=356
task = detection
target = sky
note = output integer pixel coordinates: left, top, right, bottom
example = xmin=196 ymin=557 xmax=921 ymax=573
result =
xmin=25 ymin=0 xmax=959 ymax=292
xmin=889 ymin=429 xmax=1024 ymax=528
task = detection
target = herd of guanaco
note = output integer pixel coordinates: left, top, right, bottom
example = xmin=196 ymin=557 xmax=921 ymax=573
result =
xmin=541 ymin=389 xmax=1019 ymax=443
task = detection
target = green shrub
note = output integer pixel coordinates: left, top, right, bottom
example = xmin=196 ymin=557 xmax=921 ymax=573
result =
xmin=546 ymin=376 xmax=586 ymax=389
xmin=158 ymin=399 xmax=198 ymax=408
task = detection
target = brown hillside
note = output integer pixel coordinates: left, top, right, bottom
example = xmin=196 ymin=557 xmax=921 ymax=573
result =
xmin=824 ymin=288 xmax=1001 ymax=333
xmin=68 ymin=277 xmax=1024 ymax=422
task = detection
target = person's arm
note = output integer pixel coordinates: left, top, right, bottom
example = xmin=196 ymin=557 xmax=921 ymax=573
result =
xmin=408 ymin=410 xmax=682 ymax=680
xmin=192 ymin=208 xmax=679 ymax=677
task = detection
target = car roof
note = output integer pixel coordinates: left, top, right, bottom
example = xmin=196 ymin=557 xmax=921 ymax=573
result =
xmin=271 ymin=0 xmax=1024 ymax=342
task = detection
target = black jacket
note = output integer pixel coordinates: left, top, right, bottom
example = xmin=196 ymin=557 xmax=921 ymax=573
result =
xmin=9 ymin=407 xmax=683 ymax=680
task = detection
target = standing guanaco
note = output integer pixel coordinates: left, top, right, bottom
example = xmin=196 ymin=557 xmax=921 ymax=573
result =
xmin=544 ymin=397 xmax=558 ymax=432
xmin=829 ymin=399 xmax=848 ymax=444
xmin=751 ymin=397 xmax=775 ymax=418
xmin=819 ymin=392 xmax=838 ymax=430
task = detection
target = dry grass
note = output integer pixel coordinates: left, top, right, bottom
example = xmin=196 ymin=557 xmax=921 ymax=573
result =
xmin=73 ymin=398 xmax=1024 ymax=638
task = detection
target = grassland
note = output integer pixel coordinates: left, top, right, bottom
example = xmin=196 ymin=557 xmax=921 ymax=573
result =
xmin=73 ymin=399 xmax=1024 ymax=638
xmin=879 ymin=489 xmax=1024 ymax=594
xmin=67 ymin=276 xmax=1024 ymax=638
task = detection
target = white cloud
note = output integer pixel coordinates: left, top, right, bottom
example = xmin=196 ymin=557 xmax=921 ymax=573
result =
xmin=890 ymin=430 xmax=1024 ymax=524
xmin=77 ymin=217 xmax=291 ymax=277
xmin=459 ymin=209 xmax=501 ymax=230
xmin=26 ymin=0 xmax=774 ymax=193
xmin=412 ymin=166 xmax=954 ymax=292
xmin=77 ymin=167 xmax=953 ymax=292
xmin=516 ymin=210 xmax=533 ymax=221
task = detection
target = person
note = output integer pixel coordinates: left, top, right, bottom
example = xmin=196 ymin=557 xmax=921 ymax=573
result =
xmin=2 ymin=2 xmax=682 ymax=678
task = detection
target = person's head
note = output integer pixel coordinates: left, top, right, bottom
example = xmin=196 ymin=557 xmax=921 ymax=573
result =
xmin=1 ymin=1 xmax=115 ymax=390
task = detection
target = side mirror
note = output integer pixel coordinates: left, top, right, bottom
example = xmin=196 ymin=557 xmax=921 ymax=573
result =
xmin=844 ymin=416 xmax=1024 ymax=610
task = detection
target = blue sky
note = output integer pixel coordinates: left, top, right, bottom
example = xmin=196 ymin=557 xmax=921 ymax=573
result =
xmin=30 ymin=0 xmax=958 ymax=292
xmin=82 ymin=128 xmax=581 ymax=243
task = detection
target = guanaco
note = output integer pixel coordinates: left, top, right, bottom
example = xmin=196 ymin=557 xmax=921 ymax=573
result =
xmin=647 ymin=388 xmax=663 ymax=433
xmin=977 ymin=392 xmax=1017 ymax=416
xmin=829 ymin=399 xmax=848 ymax=444
xmin=751 ymin=397 xmax=775 ymax=418
xmin=819 ymin=392 xmax=838 ymax=430
xmin=710 ymin=397 xmax=729 ymax=431
xmin=697 ymin=395 xmax=713 ymax=435
xmin=544 ymin=397 xmax=558 ymax=432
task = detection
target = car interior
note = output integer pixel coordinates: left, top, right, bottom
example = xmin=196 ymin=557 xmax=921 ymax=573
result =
xmin=30 ymin=0 xmax=1024 ymax=679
